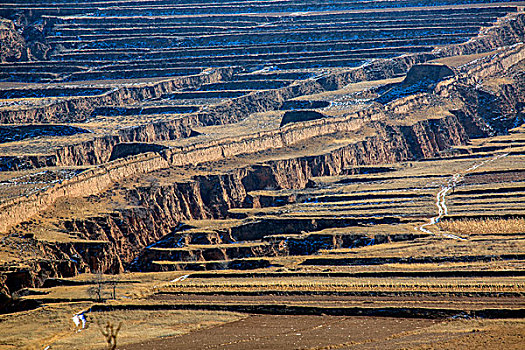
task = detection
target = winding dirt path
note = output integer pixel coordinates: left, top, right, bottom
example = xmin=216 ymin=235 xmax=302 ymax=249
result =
xmin=419 ymin=153 xmax=509 ymax=236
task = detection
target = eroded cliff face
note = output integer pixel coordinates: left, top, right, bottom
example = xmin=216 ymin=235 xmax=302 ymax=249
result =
xmin=0 ymin=154 xmax=56 ymax=171
xmin=0 ymin=153 xmax=170 ymax=233
xmin=0 ymin=18 xmax=28 ymax=62
xmin=0 ymin=236 xmax=103 ymax=311
xmin=31 ymin=111 xmax=469 ymax=272
xmin=2 ymin=42 xmax=523 ymax=241
xmin=436 ymin=44 xmax=525 ymax=135
xmin=3 ymin=14 xmax=524 ymax=171
xmin=0 ymin=82 xmax=518 ymax=300
xmin=437 ymin=12 xmax=525 ymax=57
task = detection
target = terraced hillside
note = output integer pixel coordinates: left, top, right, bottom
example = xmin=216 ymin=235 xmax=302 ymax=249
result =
xmin=1 ymin=1 xmax=525 ymax=349
xmin=0 ymin=1 xmax=523 ymax=164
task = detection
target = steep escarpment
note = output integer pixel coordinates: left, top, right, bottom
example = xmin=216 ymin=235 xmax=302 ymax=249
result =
xmin=455 ymin=82 xmax=525 ymax=135
xmin=2 ymin=8 xmax=525 ymax=308
xmin=0 ymin=154 xmax=57 ymax=171
xmin=204 ymin=12 xmax=525 ymax=127
xmin=0 ymin=106 xmax=474 ymax=294
xmin=0 ymin=235 xmax=121 ymax=310
xmin=437 ymin=11 xmax=525 ymax=56
xmin=0 ymin=12 xmax=521 ymax=174
xmin=436 ymin=43 xmax=525 ymax=134
xmin=27 ymin=111 xmax=471 ymax=274
xmin=0 ymin=153 xmax=170 ymax=233
xmin=13 ymin=42 xmax=525 ymax=278
xmin=0 ymin=8 xmax=52 ymax=62
xmin=17 ymin=13 xmax=524 ymax=170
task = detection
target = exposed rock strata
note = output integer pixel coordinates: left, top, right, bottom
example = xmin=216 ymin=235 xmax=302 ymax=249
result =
xmin=2 ymin=14 xmax=524 ymax=170
xmin=0 ymin=67 xmax=236 ymax=124
xmin=26 ymin=111 xmax=471 ymax=274
xmin=0 ymin=153 xmax=169 ymax=233
xmin=0 ymin=85 xmax=519 ymax=299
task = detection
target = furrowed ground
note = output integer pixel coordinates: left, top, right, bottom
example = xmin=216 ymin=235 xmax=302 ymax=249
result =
xmin=0 ymin=1 xmax=525 ymax=349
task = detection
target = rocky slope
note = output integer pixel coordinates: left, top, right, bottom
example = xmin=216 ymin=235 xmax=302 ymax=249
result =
xmin=0 ymin=67 xmax=236 ymax=124
xmin=2 ymin=39 xmax=524 ymax=235
xmin=0 ymin=87 xmax=518 ymax=296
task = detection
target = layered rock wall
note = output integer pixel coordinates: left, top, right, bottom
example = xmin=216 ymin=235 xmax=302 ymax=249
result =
xmin=0 ymin=18 xmax=28 ymax=62
xmin=39 ymin=14 xmax=525 ymax=168
xmin=60 ymin=110 xmax=468 ymax=273
xmin=1 ymin=12 xmax=525 ymax=298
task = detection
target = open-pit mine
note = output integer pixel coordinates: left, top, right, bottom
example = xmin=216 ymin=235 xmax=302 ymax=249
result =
xmin=1 ymin=1 xmax=525 ymax=349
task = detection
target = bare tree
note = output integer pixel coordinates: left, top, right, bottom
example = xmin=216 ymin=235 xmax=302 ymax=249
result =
xmin=87 ymin=271 xmax=105 ymax=302
xmin=98 ymin=321 xmax=122 ymax=350
xmin=109 ymin=279 xmax=117 ymax=300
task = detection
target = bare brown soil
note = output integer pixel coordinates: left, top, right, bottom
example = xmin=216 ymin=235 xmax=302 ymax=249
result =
xmin=118 ymin=315 xmax=525 ymax=350
xmin=119 ymin=315 xmax=439 ymax=350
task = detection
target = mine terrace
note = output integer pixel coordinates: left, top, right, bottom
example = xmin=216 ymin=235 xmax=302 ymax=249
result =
xmin=0 ymin=1 xmax=525 ymax=349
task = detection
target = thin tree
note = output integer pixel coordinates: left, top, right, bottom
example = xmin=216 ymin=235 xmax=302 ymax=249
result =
xmin=87 ymin=270 xmax=105 ymax=302
xmin=109 ymin=279 xmax=117 ymax=300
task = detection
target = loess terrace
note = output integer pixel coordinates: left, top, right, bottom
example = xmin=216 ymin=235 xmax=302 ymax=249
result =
xmin=0 ymin=0 xmax=525 ymax=349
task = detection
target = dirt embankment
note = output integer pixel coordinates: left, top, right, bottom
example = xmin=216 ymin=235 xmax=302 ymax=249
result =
xmin=19 ymin=111 xmax=470 ymax=274
xmin=11 ymin=38 xmax=524 ymax=171
xmin=0 ymin=153 xmax=169 ymax=233
xmin=0 ymin=90 xmax=517 ymax=311
xmin=2 ymin=39 xmax=525 ymax=250
xmin=0 ymin=105 xmax=472 ymax=299
xmin=49 ymin=41 xmax=525 ymax=169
